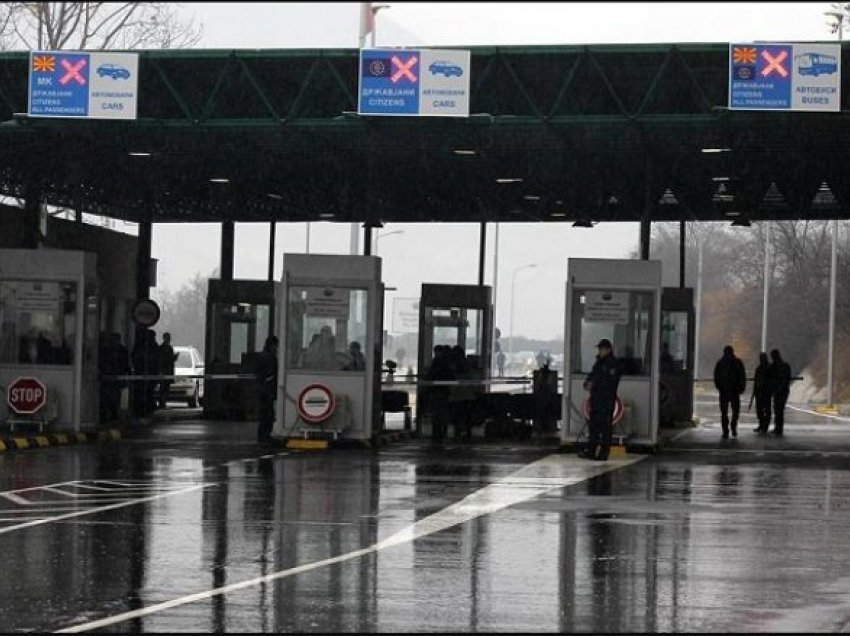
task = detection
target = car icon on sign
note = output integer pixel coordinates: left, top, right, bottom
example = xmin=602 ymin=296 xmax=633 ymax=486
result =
xmin=429 ymin=61 xmax=463 ymax=77
xmin=96 ymin=63 xmax=130 ymax=80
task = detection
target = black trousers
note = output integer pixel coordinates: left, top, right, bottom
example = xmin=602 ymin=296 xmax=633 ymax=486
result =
xmin=257 ymin=392 xmax=275 ymax=441
xmin=718 ymin=391 xmax=740 ymax=434
xmin=587 ymin=402 xmax=614 ymax=456
xmin=755 ymin=392 xmax=772 ymax=432
xmin=772 ymin=391 xmax=789 ymax=434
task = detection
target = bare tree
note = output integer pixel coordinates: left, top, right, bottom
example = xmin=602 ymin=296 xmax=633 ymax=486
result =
xmin=1 ymin=2 xmax=202 ymax=51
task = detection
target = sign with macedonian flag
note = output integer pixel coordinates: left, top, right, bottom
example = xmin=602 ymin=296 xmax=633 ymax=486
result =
xmin=729 ymin=43 xmax=840 ymax=112
xmin=28 ymin=50 xmax=139 ymax=119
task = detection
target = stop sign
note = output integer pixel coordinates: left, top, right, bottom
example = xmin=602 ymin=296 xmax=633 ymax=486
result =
xmin=7 ymin=377 xmax=47 ymax=415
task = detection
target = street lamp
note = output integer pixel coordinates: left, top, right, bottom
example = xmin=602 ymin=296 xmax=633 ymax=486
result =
xmin=373 ymin=229 xmax=403 ymax=256
xmin=826 ymin=5 xmax=843 ymax=407
xmin=508 ymin=263 xmax=537 ymax=365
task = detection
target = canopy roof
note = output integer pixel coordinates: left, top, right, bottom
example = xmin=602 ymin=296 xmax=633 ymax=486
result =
xmin=0 ymin=44 xmax=847 ymax=225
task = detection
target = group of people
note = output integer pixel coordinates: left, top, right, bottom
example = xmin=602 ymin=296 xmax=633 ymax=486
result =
xmin=713 ymin=345 xmax=792 ymax=439
xmin=421 ymin=344 xmax=478 ymax=441
xmin=98 ymin=329 xmax=179 ymax=421
xmin=299 ymin=325 xmax=365 ymax=372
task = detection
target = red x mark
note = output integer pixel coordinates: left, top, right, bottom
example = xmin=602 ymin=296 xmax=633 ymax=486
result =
xmin=59 ymin=58 xmax=87 ymax=86
xmin=391 ymin=55 xmax=418 ymax=83
xmin=760 ymin=50 xmax=788 ymax=78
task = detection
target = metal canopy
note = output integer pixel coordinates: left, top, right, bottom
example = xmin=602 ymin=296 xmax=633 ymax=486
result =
xmin=0 ymin=44 xmax=847 ymax=225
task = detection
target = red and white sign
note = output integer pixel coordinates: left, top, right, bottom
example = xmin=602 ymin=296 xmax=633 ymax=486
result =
xmin=7 ymin=377 xmax=47 ymax=415
xmin=297 ymin=383 xmax=336 ymax=423
xmin=583 ymin=395 xmax=624 ymax=425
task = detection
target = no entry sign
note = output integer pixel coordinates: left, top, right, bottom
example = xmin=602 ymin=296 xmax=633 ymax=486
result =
xmin=7 ymin=377 xmax=47 ymax=415
xmin=297 ymin=384 xmax=336 ymax=423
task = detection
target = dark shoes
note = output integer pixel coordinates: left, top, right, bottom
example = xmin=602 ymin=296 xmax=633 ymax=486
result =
xmin=578 ymin=450 xmax=596 ymax=459
xmin=721 ymin=432 xmax=729 ymax=439
xmin=731 ymin=428 xmax=738 ymax=438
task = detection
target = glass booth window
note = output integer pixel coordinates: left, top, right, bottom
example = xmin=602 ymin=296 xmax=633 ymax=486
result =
xmin=287 ymin=287 xmax=368 ymax=372
xmin=661 ymin=311 xmax=689 ymax=373
xmin=570 ymin=289 xmax=654 ymax=376
xmin=208 ymin=302 xmax=271 ymax=368
xmin=0 ymin=280 xmax=77 ymax=365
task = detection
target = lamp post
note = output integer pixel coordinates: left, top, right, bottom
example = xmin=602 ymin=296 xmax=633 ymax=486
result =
xmin=826 ymin=5 xmax=843 ymax=407
xmin=373 ymin=228 xmax=403 ymax=256
xmin=508 ymin=263 xmax=537 ymax=364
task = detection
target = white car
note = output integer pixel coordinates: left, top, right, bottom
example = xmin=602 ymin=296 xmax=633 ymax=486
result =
xmin=169 ymin=346 xmax=205 ymax=407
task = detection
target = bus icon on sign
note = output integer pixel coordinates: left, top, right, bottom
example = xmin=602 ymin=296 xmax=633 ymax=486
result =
xmin=795 ymin=53 xmax=838 ymax=76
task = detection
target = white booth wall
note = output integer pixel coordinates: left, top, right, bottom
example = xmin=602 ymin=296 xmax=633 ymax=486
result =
xmin=276 ymin=254 xmax=383 ymax=441
xmin=563 ymin=258 xmax=662 ymax=449
xmin=0 ymin=249 xmax=99 ymax=430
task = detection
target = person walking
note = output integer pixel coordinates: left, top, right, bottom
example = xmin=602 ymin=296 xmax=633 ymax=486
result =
xmin=749 ymin=352 xmax=772 ymax=435
xmin=580 ymin=338 xmax=621 ymax=461
xmin=768 ymin=348 xmax=792 ymax=436
xmin=157 ymin=332 xmax=178 ymax=409
xmin=255 ymin=336 xmax=279 ymax=445
xmin=713 ymin=345 xmax=746 ymax=439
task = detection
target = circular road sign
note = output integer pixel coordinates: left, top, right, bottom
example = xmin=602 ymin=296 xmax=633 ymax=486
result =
xmin=297 ymin=383 xmax=336 ymax=423
xmin=7 ymin=377 xmax=47 ymax=415
xmin=132 ymin=298 xmax=161 ymax=327
xmin=583 ymin=395 xmax=624 ymax=425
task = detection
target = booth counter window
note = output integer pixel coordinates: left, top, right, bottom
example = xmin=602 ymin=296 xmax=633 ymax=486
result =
xmin=287 ymin=287 xmax=368 ymax=372
xmin=0 ymin=280 xmax=77 ymax=365
xmin=570 ymin=289 xmax=654 ymax=376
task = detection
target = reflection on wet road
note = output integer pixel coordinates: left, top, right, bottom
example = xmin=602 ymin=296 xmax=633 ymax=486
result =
xmin=0 ymin=410 xmax=849 ymax=632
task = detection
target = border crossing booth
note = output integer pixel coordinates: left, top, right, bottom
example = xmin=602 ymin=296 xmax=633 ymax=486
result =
xmin=660 ymin=287 xmax=695 ymax=426
xmin=0 ymin=249 xmax=99 ymax=432
xmin=563 ymin=258 xmax=662 ymax=450
xmin=203 ymin=279 xmax=280 ymax=420
xmin=276 ymin=254 xmax=383 ymax=442
xmin=416 ymin=284 xmax=493 ymax=436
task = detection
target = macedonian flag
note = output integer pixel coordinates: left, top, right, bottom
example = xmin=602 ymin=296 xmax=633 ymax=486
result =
xmin=732 ymin=47 xmax=757 ymax=66
xmin=32 ymin=55 xmax=55 ymax=72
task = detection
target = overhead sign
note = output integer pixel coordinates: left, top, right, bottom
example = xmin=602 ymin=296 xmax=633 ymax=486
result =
xmin=29 ymin=50 xmax=139 ymax=119
xmin=7 ymin=377 xmax=47 ymax=415
xmin=729 ymin=43 xmax=840 ymax=111
xmin=584 ymin=291 xmax=629 ymax=324
xmin=358 ymin=48 xmax=470 ymax=117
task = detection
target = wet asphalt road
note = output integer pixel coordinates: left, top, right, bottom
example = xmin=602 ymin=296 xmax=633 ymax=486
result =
xmin=1 ymin=402 xmax=850 ymax=632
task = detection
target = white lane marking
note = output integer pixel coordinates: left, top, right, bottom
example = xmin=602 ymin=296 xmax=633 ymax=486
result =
xmin=789 ymin=404 xmax=850 ymax=423
xmin=64 ymin=484 xmax=115 ymax=492
xmin=0 ymin=483 xmax=212 ymax=536
xmin=0 ymin=492 xmax=31 ymax=505
xmin=56 ymin=452 xmax=645 ymax=633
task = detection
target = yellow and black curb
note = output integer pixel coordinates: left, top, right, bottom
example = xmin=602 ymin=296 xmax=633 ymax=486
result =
xmin=0 ymin=429 xmax=121 ymax=453
xmin=284 ymin=429 xmax=415 ymax=452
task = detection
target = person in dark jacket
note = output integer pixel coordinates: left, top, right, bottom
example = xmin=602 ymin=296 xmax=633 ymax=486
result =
xmin=423 ymin=345 xmax=455 ymax=442
xmin=580 ymin=338 xmax=621 ymax=461
xmin=768 ymin=348 xmax=792 ymax=436
xmin=131 ymin=329 xmax=160 ymax=417
xmin=750 ymin=352 xmax=772 ymax=435
xmin=713 ymin=344 xmax=746 ymax=439
xmin=157 ymin=332 xmax=178 ymax=409
xmin=255 ymin=336 xmax=279 ymax=444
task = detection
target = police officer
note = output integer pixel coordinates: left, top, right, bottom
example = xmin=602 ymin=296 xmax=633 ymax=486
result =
xmin=580 ymin=338 xmax=621 ymax=461
xmin=255 ymin=336 xmax=279 ymax=445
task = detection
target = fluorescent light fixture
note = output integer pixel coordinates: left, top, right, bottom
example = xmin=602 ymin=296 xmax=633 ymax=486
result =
xmin=523 ymin=195 xmax=541 ymax=201
xmin=267 ymin=193 xmax=283 ymax=200
xmin=453 ymin=149 xmax=477 ymax=155
xmin=209 ymin=178 xmax=230 ymax=183
xmin=712 ymin=176 xmax=730 ymax=182
xmin=128 ymin=151 xmax=151 ymax=157
xmin=724 ymin=210 xmax=742 ymax=217
xmin=701 ymin=148 xmax=732 ymax=153
xmin=319 ymin=213 xmax=335 ymax=219
xmin=550 ymin=212 xmax=566 ymax=217
xmin=496 ymin=178 xmax=523 ymax=184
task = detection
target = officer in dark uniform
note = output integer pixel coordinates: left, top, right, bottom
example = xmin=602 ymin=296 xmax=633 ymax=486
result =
xmin=580 ymin=338 xmax=621 ymax=461
xmin=255 ymin=336 xmax=279 ymax=445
